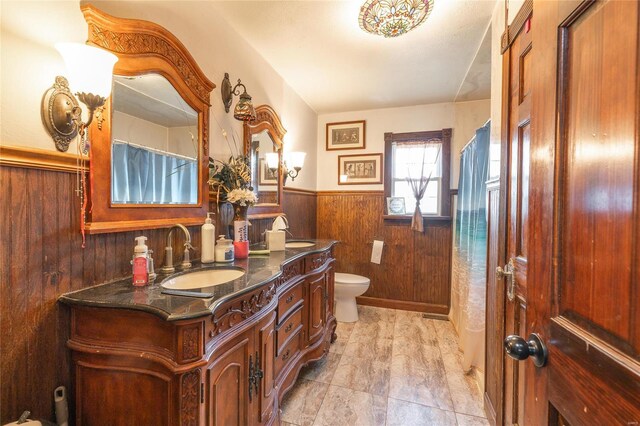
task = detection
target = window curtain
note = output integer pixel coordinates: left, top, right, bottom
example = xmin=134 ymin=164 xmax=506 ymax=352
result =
xmin=451 ymin=120 xmax=490 ymax=372
xmin=112 ymin=141 xmax=197 ymax=204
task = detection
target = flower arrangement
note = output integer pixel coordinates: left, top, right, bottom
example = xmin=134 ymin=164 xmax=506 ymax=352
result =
xmin=226 ymin=188 xmax=258 ymax=207
xmin=208 ymin=126 xmax=258 ymax=205
xmin=209 ymin=155 xmax=251 ymax=193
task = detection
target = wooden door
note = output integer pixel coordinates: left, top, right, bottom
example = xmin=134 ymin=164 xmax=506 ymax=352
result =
xmin=484 ymin=179 xmax=503 ymax=425
xmin=306 ymin=272 xmax=327 ymax=344
xmin=497 ymin=4 xmax=533 ymax=425
xmin=525 ymin=0 xmax=640 ymax=423
xmin=255 ymin=311 xmax=277 ymax=424
xmin=206 ymin=329 xmax=252 ymax=426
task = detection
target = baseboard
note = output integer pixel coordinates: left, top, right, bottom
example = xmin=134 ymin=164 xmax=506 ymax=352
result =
xmin=356 ymin=296 xmax=449 ymax=318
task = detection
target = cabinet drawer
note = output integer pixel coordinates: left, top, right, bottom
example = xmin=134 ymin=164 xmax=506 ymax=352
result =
xmin=305 ymin=250 xmax=331 ymax=273
xmin=277 ymin=306 xmax=303 ymax=355
xmin=278 ymin=282 xmax=303 ymax=322
xmin=275 ymin=330 xmax=300 ymax=378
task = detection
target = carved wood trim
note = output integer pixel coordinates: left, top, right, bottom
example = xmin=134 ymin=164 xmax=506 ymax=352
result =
xmin=243 ymin=105 xmax=287 ymax=153
xmin=275 ymin=261 xmax=303 ymax=288
xmin=82 ymin=5 xmax=214 ymax=104
xmin=210 ymin=284 xmax=277 ymax=336
xmin=306 ymin=251 xmax=331 ymax=274
xmin=180 ymin=369 xmax=201 ymax=426
xmin=0 ymin=144 xmax=88 ymax=173
xmin=181 ymin=326 xmax=201 ymax=362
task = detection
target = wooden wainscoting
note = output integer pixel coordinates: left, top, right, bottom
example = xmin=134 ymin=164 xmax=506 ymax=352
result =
xmin=0 ymin=157 xmax=317 ymax=423
xmin=0 ymin=164 xmax=203 ymax=423
xmin=316 ymin=191 xmax=452 ymax=317
xmin=283 ymin=187 xmax=317 ymax=239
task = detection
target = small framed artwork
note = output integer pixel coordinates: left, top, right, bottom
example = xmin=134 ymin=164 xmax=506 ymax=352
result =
xmin=326 ymin=120 xmax=366 ymax=151
xmin=386 ymin=197 xmax=406 ymax=215
xmin=258 ymin=158 xmax=278 ymax=186
xmin=338 ymin=153 xmax=383 ymax=185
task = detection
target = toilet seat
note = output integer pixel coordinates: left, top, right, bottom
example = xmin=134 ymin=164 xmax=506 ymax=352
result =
xmin=335 ymin=273 xmax=370 ymax=285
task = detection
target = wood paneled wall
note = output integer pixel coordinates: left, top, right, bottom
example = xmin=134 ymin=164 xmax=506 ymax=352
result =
xmin=0 ymin=165 xmax=203 ymax=423
xmin=316 ymin=191 xmax=452 ymax=316
xmin=1 ymin=164 xmax=449 ymax=423
xmin=0 ymin=165 xmax=316 ymax=423
xmin=283 ymin=188 xmax=317 ymax=239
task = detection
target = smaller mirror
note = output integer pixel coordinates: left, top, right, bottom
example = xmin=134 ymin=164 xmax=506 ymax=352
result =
xmin=250 ymin=130 xmax=280 ymax=206
xmin=244 ymin=105 xmax=286 ymax=216
xmin=111 ymin=74 xmax=199 ymax=205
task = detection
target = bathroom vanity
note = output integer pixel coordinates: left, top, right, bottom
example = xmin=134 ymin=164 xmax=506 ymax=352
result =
xmin=60 ymin=240 xmax=337 ymax=425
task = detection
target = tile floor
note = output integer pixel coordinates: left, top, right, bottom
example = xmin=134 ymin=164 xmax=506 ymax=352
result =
xmin=280 ymin=306 xmax=488 ymax=426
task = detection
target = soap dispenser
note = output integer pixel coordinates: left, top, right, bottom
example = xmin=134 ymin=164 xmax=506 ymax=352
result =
xmin=201 ymin=213 xmax=216 ymax=264
xmin=132 ymin=236 xmax=149 ymax=286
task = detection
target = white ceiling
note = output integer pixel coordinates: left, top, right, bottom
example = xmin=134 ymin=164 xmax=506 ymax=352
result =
xmin=213 ymin=0 xmax=495 ymax=113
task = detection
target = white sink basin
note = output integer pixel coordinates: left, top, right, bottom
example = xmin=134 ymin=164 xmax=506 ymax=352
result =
xmin=161 ymin=268 xmax=245 ymax=290
xmin=285 ymin=241 xmax=316 ymax=248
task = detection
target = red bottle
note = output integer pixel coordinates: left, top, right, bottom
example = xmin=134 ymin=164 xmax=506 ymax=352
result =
xmin=132 ymin=236 xmax=149 ymax=286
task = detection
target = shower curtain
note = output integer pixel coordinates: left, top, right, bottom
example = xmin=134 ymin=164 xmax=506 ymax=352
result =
xmin=451 ymin=121 xmax=490 ymax=372
xmin=111 ymin=141 xmax=198 ymax=205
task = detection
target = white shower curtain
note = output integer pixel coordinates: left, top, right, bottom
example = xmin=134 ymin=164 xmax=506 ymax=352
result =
xmin=112 ymin=141 xmax=198 ymax=204
xmin=451 ymin=121 xmax=490 ymax=372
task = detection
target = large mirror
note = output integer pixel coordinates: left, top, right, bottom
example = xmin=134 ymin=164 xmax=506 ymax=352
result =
xmin=82 ymin=5 xmax=214 ymax=233
xmin=111 ymin=74 xmax=198 ymax=205
xmin=244 ymin=105 xmax=286 ymax=216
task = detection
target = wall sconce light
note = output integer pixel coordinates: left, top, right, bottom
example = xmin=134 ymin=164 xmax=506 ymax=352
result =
xmin=221 ymin=72 xmax=257 ymax=122
xmin=41 ymin=43 xmax=118 ymax=152
xmin=266 ymin=151 xmax=306 ymax=185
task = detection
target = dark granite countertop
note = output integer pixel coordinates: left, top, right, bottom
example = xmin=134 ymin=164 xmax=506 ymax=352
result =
xmin=59 ymin=239 xmax=337 ymax=321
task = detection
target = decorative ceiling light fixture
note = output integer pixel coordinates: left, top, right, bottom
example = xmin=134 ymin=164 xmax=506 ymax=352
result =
xmin=359 ymin=0 xmax=435 ymax=38
xmin=221 ymin=73 xmax=257 ymax=122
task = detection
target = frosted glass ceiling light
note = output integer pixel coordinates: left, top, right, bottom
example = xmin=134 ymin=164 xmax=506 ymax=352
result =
xmin=359 ymin=0 xmax=434 ymax=38
xmin=41 ymin=43 xmax=118 ymax=151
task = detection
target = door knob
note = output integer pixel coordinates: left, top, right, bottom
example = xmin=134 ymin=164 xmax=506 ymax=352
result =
xmin=504 ymin=333 xmax=548 ymax=367
xmin=496 ymin=258 xmax=515 ymax=301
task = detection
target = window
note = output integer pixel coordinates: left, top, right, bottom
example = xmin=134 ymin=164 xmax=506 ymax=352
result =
xmin=384 ymin=129 xmax=451 ymax=217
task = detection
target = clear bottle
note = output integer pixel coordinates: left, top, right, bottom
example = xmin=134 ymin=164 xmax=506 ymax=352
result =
xmin=132 ymin=236 xmax=149 ymax=286
xmin=201 ymin=213 xmax=216 ymax=264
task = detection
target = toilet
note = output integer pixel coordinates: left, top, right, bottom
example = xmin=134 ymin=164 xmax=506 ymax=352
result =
xmin=334 ymin=273 xmax=370 ymax=322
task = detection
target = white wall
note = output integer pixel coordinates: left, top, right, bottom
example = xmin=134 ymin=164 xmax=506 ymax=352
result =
xmin=0 ymin=0 xmax=318 ymax=190
xmin=316 ymin=100 xmax=490 ymax=191
xmin=112 ymin=111 xmax=169 ymax=152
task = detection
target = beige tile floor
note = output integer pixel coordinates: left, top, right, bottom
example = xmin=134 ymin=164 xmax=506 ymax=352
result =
xmin=281 ymin=306 xmax=489 ymax=426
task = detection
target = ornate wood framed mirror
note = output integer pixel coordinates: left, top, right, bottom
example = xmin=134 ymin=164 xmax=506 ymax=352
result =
xmin=243 ymin=105 xmax=286 ymax=217
xmin=82 ymin=5 xmax=214 ymax=233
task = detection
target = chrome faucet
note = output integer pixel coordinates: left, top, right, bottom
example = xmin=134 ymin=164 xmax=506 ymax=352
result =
xmin=160 ymin=224 xmax=194 ymax=274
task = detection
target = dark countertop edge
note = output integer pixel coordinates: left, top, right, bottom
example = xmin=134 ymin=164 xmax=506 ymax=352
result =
xmin=59 ymin=240 xmax=339 ymax=322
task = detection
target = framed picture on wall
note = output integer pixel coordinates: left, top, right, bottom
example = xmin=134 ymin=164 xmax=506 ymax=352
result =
xmin=386 ymin=197 xmax=406 ymax=215
xmin=338 ymin=153 xmax=383 ymax=185
xmin=258 ymin=158 xmax=278 ymax=186
xmin=326 ymin=120 xmax=366 ymax=150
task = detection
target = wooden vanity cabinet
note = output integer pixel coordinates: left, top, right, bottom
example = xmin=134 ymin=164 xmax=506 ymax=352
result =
xmin=206 ymin=310 xmax=276 ymax=426
xmin=64 ymin=247 xmax=336 ymax=426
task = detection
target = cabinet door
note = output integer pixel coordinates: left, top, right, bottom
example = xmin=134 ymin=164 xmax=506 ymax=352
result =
xmin=206 ymin=329 xmax=252 ymax=426
xmin=307 ymin=272 xmax=327 ymax=344
xmin=255 ymin=311 xmax=277 ymax=424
